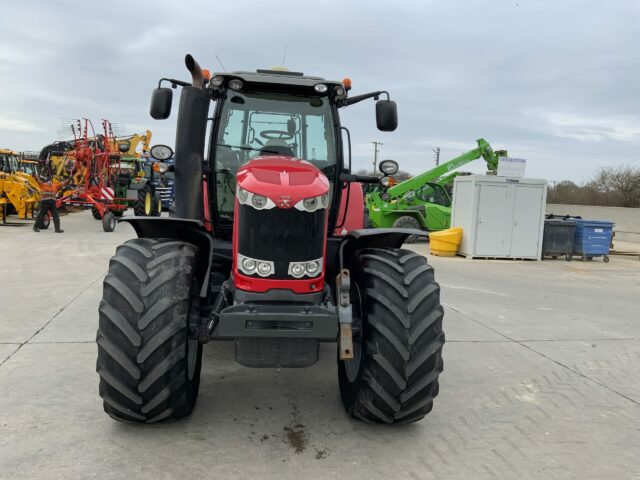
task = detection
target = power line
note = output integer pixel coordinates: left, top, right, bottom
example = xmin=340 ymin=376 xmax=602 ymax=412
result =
xmin=215 ymin=54 xmax=227 ymax=72
xmin=371 ymin=141 xmax=383 ymax=175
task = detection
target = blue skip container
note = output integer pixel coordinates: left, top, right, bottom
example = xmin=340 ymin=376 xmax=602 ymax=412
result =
xmin=569 ymin=217 xmax=614 ymax=262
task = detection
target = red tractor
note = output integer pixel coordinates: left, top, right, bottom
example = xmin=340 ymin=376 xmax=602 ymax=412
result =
xmin=96 ymin=55 xmax=445 ymax=424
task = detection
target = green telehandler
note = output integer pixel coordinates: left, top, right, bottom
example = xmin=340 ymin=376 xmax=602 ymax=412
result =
xmin=366 ymin=138 xmax=507 ymax=235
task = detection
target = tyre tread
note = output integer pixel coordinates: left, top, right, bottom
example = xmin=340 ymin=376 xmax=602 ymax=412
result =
xmin=340 ymin=247 xmax=444 ymax=424
xmin=96 ymin=238 xmax=200 ymax=423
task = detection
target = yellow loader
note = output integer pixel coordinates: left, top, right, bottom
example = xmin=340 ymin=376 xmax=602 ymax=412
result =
xmin=0 ymin=149 xmax=40 ymax=220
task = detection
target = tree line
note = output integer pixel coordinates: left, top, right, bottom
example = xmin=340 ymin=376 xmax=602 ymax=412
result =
xmin=547 ymin=165 xmax=640 ymax=208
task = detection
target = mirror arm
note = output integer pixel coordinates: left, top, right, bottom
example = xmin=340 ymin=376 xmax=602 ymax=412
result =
xmin=158 ymin=78 xmax=191 ymax=89
xmin=340 ymin=173 xmax=380 ymax=184
xmin=342 ymin=90 xmax=390 ymax=106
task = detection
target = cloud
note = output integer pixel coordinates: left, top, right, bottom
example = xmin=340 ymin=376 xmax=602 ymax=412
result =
xmin=124 ymin=26 xmax=176 ymax=52
xmin=0 ymin=0 xmax=638 ymax=181
xmin=0 ymin=116 xmax=45 ymax=133
xmin=534 ymin=111 xmax=640 ymax=142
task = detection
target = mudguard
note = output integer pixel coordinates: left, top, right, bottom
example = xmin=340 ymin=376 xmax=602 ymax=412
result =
xmin=119 ymin=217 xmax=219 ymax=298
xmin=338 ymin=228 xmax=426 ymax=269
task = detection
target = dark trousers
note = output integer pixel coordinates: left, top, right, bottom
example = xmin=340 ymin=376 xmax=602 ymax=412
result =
xmin=36 ymin=200 xmax=61 ymax=230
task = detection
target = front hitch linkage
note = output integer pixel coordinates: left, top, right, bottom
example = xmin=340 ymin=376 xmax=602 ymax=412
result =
xmin=336 ymin=269 xmax=354 ymax=360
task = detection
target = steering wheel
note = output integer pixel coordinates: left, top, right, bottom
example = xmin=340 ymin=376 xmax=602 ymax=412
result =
xmin=260 ymin=130 xmax=294 ymax=140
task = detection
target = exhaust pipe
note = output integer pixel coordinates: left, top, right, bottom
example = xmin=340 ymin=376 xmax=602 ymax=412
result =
xmin=173 ymin=54 xmax=209 ymax=220
xmin=185 ymin=54 xmax=206 ymax=89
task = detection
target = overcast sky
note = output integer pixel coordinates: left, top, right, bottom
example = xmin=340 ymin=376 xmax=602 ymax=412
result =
xmin=1 ymin=0 xmax=638 ymax=182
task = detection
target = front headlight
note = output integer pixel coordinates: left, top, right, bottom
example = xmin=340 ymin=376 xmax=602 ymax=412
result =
xmin=252 ymin=194 xmax=267 ymax=209
xmin=238 ymin=254 xmax=274 ymax=277
xmin=305 ymin=260 xmax=320 ymax=275
xmin=257 ymin=261 xmax=272 ymax=276
xmin=290 ymin=263 xmax=305 ymax=278
xmin=237 ymin=187 xmax=249 ymax=202
xmin=295 ymin=194 xmax=328 ymax=212
xmin=236 ymin=188 xmax=276 ymax=210
xmin=302 ymin=197 xmax=317 ymax=211
xmin=288 ymin=258 xmax=323 ymax=278
xmin=241 ymin=257 xmax=256 ymax=273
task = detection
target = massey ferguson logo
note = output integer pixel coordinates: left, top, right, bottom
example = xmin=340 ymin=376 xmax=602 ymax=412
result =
xmin=277 ymin=195 xmax=292 ymax=208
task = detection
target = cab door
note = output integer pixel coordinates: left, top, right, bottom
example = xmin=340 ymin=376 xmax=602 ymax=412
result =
xmin=416 ymin=184 xmax=452 ymax=231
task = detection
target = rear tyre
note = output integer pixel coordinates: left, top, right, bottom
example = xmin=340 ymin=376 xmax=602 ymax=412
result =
xmin=338 ymin=248 xmax=445 ymax=424
xmin=96 ymin=238 xmax=202 ymax=423
xmin=392 ymin=216 xmax=421 ymax=243
xmin=91 ymin=206 xmax=101 ymax=220
xmin=102 ymin=212 xmax=116 ymax=232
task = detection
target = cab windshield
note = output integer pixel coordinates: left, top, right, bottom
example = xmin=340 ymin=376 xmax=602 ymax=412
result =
xmin=416 ymin=183 xmax=451 ymax=207
xmin=214 ymin=91 xmax=336 ymax=220
xmin=0 ymin=153 xmax=20 ymax=173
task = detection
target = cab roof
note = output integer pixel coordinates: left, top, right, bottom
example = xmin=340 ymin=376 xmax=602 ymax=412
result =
xmin=214 ymin=69 xmax=342 ymax=90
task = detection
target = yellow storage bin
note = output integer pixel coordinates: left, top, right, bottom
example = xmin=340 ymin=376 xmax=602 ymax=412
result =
xmin=429 ymin=227 xmax=463 ymax=257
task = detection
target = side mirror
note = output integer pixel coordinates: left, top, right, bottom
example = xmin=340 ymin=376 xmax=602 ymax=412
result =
xmin=376 ymin=100 xmax=398 ymax=132
xmin=150 ymin=88 xmax=173 ymax=120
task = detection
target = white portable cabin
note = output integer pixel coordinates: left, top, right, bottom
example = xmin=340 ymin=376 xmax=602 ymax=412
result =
xmin=451 ymin=175 xmax=547 ymax=259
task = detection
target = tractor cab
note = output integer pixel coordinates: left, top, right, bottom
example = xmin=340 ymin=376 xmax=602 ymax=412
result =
xmin=208 ymin=70 xmax=343 ymax=230
xmin=0 ymin=150 xmax=20 ymax=174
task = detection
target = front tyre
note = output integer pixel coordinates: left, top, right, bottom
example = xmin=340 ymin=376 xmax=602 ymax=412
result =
xmin=339 ymin=248 xmax=445 ymax=424
xmin=135 ymin=184 xmax=154 ymax=216
xmin=96 ymin=238 xmax=202 ymax=423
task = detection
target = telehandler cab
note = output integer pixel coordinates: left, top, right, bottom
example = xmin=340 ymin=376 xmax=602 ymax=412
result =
xmin=96 ymin=55 xmax=445 ymax=424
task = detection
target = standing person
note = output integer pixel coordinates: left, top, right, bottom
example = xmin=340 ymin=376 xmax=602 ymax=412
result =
xmin=34 ymin=176 xmax=64 ymax=233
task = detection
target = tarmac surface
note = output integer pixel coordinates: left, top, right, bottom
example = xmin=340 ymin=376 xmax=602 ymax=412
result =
xmin=1 ymin=210 xmax=639 ymax=479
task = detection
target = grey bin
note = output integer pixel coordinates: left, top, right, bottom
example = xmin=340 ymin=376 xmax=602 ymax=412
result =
xmin=542 ymin=216 xmax=576 ymax=261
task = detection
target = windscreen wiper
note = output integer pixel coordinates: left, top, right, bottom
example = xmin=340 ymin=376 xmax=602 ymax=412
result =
xmin=216 ymin=144 xmax=279 ymax=155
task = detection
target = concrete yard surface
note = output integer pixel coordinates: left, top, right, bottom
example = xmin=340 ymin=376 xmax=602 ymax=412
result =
xmin=1 ymin=211 xmax=639 ymax=479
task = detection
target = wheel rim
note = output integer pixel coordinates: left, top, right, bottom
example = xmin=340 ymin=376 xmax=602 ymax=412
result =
xmin=144 ymin=192 xmax=151 ymax=215
xmin=343 ymin=283 xmax=364 ymax=383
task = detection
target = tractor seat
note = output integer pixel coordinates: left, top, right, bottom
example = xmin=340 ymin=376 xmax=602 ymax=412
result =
xmin=260 ymin=139 xmax=294 ymax=157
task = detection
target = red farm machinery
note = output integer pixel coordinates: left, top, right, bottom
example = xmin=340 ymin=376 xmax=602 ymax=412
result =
xmin=43 ymin=119 xmax=162 ymax=231
xmin=96 ymin=55 xmax=445 ymax=424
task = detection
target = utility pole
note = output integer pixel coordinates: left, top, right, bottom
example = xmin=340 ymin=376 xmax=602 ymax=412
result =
xmin=433 ymin=147 xmax=440 ymax=166
xmin=371 ymin=141 xmax=383 ymax=174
